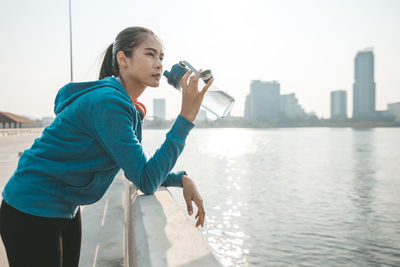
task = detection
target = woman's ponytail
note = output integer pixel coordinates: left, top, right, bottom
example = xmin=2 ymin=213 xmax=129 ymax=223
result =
xmin=99 ymin=43 xmax=117 ymax=80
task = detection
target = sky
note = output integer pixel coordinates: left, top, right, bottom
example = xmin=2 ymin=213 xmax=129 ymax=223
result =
xmin=0 ymin=0 xmax=399 ymax=120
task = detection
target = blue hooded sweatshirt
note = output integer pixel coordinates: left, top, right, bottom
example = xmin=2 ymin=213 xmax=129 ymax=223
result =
xmin=2 ymin=76 xmax=194 ymax=218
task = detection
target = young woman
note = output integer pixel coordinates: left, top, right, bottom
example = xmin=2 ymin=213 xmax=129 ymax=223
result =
xmin=0 ymin=26 xmax=213 ymax=267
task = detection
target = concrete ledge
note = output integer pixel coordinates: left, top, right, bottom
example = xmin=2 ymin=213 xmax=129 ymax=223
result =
xmin=124 ymin=180 xmax=221 ymax=267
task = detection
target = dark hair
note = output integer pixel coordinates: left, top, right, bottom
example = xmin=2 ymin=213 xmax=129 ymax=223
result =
xmin=99 ymin=26 xmax=158 ymax=79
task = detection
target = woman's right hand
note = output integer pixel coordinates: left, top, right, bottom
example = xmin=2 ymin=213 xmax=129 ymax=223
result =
xmin=179 ymin=70 xmax=214 ymax=122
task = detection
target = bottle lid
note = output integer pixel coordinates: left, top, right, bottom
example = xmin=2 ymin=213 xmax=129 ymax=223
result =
xmin=163 ymin=63 xmax=189 ymax=89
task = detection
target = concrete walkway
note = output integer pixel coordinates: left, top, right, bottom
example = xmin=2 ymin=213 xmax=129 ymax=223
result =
xmin=80 ymin=172 xmax=125 ymax=267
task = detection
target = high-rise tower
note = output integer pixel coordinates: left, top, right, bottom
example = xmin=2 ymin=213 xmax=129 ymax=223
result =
xmin=353 ymin=48 xmax=375 ymax=119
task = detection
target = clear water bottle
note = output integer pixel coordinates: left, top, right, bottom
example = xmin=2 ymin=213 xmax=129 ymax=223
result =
xmin=163 ymin=60 xmax=235 ymax=118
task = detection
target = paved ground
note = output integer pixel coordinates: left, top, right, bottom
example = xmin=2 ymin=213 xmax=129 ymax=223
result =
xmin=80 ymin=173 xmax=125 ymax=267
xmin=0 ymin=129 xmax=125 ymax=267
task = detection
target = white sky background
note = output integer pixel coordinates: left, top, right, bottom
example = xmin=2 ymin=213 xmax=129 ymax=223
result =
xmin=0 ymin=0 xmax=399 ymax=119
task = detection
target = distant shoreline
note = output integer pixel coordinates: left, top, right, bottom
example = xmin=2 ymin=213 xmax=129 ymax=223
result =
xmin=142 ymin=120 xmax=400 ymax=129
xmin=1 ymin=121 xmax=399 ymax=135
xmin=143 ymin=125 xmax=400 ymax=129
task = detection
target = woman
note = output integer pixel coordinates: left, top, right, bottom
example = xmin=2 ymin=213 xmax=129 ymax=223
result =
xmin=0 ymin=26 xmax=212 ymax=267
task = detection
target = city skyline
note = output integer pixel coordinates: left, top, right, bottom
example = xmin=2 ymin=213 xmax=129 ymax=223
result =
xmin=0 ymin=0 xmax=399 ymax=120
xmin=243 ymin=48 xmax=395 ymax=123
xmin=3 ymin=44 xmax=399 ymax=123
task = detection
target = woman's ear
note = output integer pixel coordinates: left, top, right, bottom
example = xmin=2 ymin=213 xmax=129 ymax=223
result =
xmin=116 ymin=51 xmax=128 ymax=69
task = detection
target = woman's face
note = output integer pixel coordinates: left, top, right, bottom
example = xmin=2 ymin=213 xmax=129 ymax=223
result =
xmin=123 ymin=35 xmax=164 ymax=89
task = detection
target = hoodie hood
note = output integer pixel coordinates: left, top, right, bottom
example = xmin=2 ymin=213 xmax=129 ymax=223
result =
xmin=54 ymin=76 xmax=131 ymax=115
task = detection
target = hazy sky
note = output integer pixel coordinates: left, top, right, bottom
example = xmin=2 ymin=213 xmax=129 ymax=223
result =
xmin=1 ymin=0 xmax=399 ymax=119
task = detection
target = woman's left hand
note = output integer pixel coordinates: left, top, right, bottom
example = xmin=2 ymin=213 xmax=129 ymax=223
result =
xmin=182 ymin=175 xmax=205 ymax=227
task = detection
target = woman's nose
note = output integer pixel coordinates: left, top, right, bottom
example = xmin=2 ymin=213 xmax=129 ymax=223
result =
xmin=155 ymin=59 xmax=162 ymax=69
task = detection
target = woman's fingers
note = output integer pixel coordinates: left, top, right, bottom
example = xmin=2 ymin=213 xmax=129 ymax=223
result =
xmin=194 ymin=197 xmax=205 ymax=227
xmin=179 ymin=69 xmax=208 ymax=122
xmin=189 ymin=69 xmax=202 ymax=87
xmin=181 ymin=70 xmax=192 ymax=88
xmin=200 ymin=77 xmax=214 ymax=97
xmin=195 ymin=209 xmax=205 ymax=227
xmin=186 ymin=199 xmax=194 ymax=216
xmin=187 ymin=199 xmax=205 ymax=227
xmin=182 ymin=69 xmax=202 ymax=90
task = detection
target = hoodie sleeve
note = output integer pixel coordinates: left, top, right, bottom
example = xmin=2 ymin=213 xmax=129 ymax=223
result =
xmin=89 ymin=92 xmax=194 ymax=194
xmin=161 ymin=171 xmax=186 ymax=187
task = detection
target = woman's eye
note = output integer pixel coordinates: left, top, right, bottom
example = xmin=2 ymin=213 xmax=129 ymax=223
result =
xmin=147 ymin=53 xmax=154 ymax=57
xmin=160 ymin=57 xmax=164 ymax=61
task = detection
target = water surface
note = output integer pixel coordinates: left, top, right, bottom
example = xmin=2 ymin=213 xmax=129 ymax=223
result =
xmin=142 ymin=127 xmax=400 ymax=266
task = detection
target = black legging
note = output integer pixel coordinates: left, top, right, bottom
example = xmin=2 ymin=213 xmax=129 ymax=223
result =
xmin=0 ymin=200 xmax=81 ymax=267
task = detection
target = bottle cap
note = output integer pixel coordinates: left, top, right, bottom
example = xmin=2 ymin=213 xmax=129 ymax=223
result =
xmin=163 ymin=63 xmax=189 ymax=89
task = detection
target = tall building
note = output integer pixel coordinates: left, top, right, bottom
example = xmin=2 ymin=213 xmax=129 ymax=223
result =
xmin=330 ymin=90 xmax=347 ymax=120
xmin=353 ymin=48 xmax=376 ymax=119
xmin=153 ymin=98 xmax=166 ymax=120
xmin=279 ymin=93 xmax=305 ymax=119
xmin=387 ymin=102 xmax=400 ymax=122
xmin=245 ymin=80 xmax=280 ymax=122
xmin=244 ymin=94 xmax=252 ymax=121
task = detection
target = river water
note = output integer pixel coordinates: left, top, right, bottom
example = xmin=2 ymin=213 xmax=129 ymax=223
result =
xmin=142 ymin=127 xmax=400 ymax=266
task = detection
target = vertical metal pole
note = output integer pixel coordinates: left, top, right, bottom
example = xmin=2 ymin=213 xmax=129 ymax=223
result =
xmin=69 ymin=0 xmax=73 ymax=82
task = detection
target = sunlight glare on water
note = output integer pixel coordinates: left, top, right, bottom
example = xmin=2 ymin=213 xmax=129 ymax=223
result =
xmin=195 ymin=129 xmax=258 ymax=159
xmin=144 ymin=128 xmax=400 ymax=266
